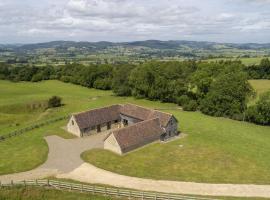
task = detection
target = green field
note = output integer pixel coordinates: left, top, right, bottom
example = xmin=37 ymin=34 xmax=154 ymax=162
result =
xmin=0 ymin=186 xmax=268 ymax=200
xmin=0 ymin=80 xmax=270 ymax=185
xmin=0 ymin=186 xmax=114 ymax=200
xmin=203 ymin=57 xmax=270 ymax=65
xmin=249 ymin=80 xmax=270 ymax=104
xmin=249 ymin=80 xmax=270 ymax=95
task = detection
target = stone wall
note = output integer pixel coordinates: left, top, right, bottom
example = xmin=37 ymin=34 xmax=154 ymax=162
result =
xmin=104 ymin=134 xmax=122 ymax=154
xmin=120 ymin=114 xmax=142 ymax=126
xmin=162 ymin=117 xmax=179 ymax=140
xmin=67 ymin=116 xmax=82 ymax=137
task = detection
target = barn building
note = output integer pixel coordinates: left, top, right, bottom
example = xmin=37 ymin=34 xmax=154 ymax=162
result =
xmin=67 ymin=104 xmax=179 ymax=154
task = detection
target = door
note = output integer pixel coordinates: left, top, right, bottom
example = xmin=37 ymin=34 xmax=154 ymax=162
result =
xmin=107 ymin=122 xmax=111 ymax=130
xmin=97 ymin=125 xmax=101 ymax=133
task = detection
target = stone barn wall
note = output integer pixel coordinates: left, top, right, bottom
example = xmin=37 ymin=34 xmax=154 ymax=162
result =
xmin=163 ymin=117 xmax=178 ymax=140
xmin=120 ymin=114 xmax=142 ymax=126
xmin=67 ymin=116 xmax=82 ymax=137
xmin=104 ymin=134 xmax=122 ymax=154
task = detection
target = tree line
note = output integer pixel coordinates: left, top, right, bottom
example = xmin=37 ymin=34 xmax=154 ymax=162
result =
xmin=0 ymin=59 xmax=269 ymax=126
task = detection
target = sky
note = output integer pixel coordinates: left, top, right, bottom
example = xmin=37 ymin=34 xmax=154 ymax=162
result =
xmin=0 ymin=0 xmax=270 ymax=44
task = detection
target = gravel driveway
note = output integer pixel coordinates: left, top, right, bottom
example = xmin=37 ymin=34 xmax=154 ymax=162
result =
xmin=0 ymin=133 xmax=107 ymax=183
xmin=40 ymin=133 xmax=106 ymax=172
xmin=1 ymin=132 xmax=270 ymax=198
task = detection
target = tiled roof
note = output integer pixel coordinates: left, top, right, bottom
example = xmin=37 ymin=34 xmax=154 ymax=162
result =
xmin=72 ymin=103 xmax=174 ymax=130
xmin=110 ymin=118 xmax=164 ymax=153
xmin=73 ymin=105 xmax=121 ymax=130
xmin=120 ymin=104 xmax=172 ymax=127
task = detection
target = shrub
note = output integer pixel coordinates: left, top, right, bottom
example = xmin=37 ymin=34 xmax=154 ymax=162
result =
xmin=183 ymin=100 xmax=198 ymax=111
xmin=176 ymin=95 xmax=190 ymax=106
xmin=245 ymin=92 xmax=270 ymax=125
xmin=48 ymin=96 xmax=62 ymax=108
xmin=31 ymin=73 xmax=43 ymax=82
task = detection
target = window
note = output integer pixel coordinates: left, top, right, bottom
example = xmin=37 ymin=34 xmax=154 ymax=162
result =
xmin=114 ymin=119 xmax=119 ymax=123
xmin=71 ymin=120 xmax=74 ymax=125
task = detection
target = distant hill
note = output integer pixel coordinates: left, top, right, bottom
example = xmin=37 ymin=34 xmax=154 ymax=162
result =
xmin=1 ymin=40 xmax=270 ymax=65
xmin=9 ymin=40 xmax=270 ymax=51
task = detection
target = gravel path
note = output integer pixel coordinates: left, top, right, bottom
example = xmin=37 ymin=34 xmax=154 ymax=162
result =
xmin=1 ymin=133 xmax=270 ymax=198
xmin=58 ymin=163 xmax=270 ymax=198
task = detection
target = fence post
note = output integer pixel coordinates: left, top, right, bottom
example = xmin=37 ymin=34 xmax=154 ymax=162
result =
xmin=141 ymin=191 xmax=144 ymax=200
xmin=93 ymin=185 xmax=95 ymax=194
xmin=35 ymin=179 xmax=38 ymax=186
xmin=11 ymin=180 xmax=13 ymax=186
xmin=0 ymin=180 xmax=1 ymax=188
xmin=24 ymin=180 xmax=26 ymax=187
xmin=70 ymin=183 xmax=72 ymax=191
xmin=47 ymin=179 xmax=49 ymax=186
xmin=129 ymin=190 xmax=131 ymax=200
xmin=117 ymin=188 xmax=119 ymax=197
xmin=81 ymin=184 xmax=83 ymax=192
xmin=154 ymin=192 xmax=157 ymax=200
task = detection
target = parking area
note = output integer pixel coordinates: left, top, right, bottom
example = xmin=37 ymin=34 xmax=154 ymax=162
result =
xmin=40 ymin=132 xmax=107 ymax=173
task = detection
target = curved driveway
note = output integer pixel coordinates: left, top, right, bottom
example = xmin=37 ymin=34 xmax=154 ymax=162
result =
xmin=1 ymin=133 xmax=270 ymax=198
xmin=0 ymin=133 xmax=106 ymax=183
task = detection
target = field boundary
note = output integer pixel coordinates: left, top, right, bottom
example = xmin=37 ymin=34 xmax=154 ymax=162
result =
xmin=0 ymin=179 xmax=219 ymax=200
xmin=0 ymin=116 xmax=69 ymax=142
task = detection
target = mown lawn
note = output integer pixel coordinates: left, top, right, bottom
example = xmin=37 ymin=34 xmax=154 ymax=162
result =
xmin=0 ymin=186 xmax=267 ymax=200
xmin=0 ymin=186 xmax=114 ymax=200
xmin=1 ymin=80 xmax=270 ymax=185
xmin=82 ymin=111 xmax=270 ymax=184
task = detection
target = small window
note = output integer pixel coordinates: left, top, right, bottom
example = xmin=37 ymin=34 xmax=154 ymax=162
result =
xmin=114 ymin=119 xmax=119 ymax=123
xmin=71 ymin=120 xmax=74 ymax=125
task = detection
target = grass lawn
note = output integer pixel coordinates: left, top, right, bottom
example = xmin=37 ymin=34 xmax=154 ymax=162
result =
xmin=1 ymin=80 xmax=270 ymax=185
xmin=0 ymin=187 xmax=268 ymax=200
xmin=0 ymin=186 xmax=114 ymax=200
xmin=82 ymin=111 xmax=270 ymax=184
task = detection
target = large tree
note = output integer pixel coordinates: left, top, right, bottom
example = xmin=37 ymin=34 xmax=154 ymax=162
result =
xmin=112 ymin=64 xmax=135 ymax=96
xmin=200 ymin=65 xmax=253 ymax=120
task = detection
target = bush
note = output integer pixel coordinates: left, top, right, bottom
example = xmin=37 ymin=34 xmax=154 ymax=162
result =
xmin=31 ymin=73 xmax=43 ymax=82
xmin=183 ymin=100 xmax=198 ymax=111
xmin=48 ymin=96 xmax=62 ymax=108
xmin=93 ymin=78 xmax=112 ymax=90
xmin=176 ymin=95 xmax=190 ymax=106
xmin=245 ymin=92 xmax=270 ymax=125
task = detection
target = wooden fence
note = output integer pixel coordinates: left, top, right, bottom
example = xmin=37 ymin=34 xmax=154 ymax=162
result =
xmin=0 ymin=115 xmax=69 ymax=142
xmin=0 ymin=179 xmax=219 ymax=200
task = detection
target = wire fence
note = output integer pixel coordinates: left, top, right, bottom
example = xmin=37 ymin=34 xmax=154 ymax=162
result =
xmin=0 ymin=179 xmax=220 ymax=200
xmin=0 ymin=115 xmax=69 ymax=142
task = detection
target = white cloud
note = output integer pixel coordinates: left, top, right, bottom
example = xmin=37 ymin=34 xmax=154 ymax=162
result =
xmin=0 ymin=0 xmax=269 ymax=43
